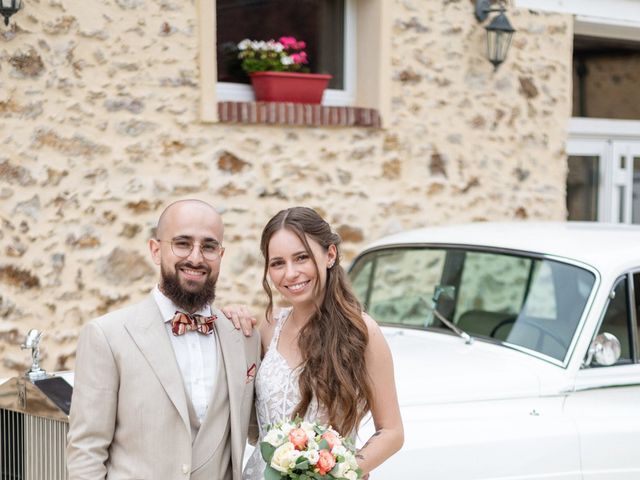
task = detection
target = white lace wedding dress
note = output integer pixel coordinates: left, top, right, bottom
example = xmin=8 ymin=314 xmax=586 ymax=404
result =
xmin=243 ymin=308 xmax=326 ymax=480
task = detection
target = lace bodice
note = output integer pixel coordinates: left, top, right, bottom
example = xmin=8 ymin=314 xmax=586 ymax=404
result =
xmin=243 ymin=309 xmax=324 ymax=480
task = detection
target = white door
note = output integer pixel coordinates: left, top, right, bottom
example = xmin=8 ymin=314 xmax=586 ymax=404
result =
xmin=564 ymin=273 xmax=640 ymax=479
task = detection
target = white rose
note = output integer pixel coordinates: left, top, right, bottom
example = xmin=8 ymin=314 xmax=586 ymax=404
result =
xmin=270 ymin=442 xmax=295 ymax=473
xmin=332 ymin=445 xmax=347 ymax=457
xmin=263 ymin=428 xmax=285 ymax=447
xmin=303 ymin=449 xmax=319 ymax=465
xmin=345 ymin=471 xmax=358 ymax=480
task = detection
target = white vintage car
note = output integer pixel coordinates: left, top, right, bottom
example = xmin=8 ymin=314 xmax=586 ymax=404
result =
xmin=349 ymin=222 xmax=640 ymax=480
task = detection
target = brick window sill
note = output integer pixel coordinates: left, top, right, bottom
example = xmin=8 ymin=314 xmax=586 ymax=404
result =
xmin=217 ymin=101 xmax=381 ymax=128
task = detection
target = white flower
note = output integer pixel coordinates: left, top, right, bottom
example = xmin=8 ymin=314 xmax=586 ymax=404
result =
xmin=263 ymin=428 xmax=286 ymax=447
xmin=332 ymin=445 xmax=347 ymax=457
xmin=300 ymin=421 xmax=316 ymax=438
xmin=281 ymin=56 xmax=294 ymax=66
xmin=303 ymin=449 xmax=320 ymax=465
xmin=345 ymin=471 xmax=358 ymax=480
xmin=237 ymin=39 xmax=251 ymax=50
xmin=334 ymin=460 xmax=349 ymax=477
xmin=307 ymin=438 xmax=319 ymax=451
xmin=281 ymin=421 xmax=295 ymax=436
xmin=344 ymin=451 xmax=359 ymax=469
xmin=285 ymin=448 xmax=303 ymax=469
xmin=270 ymin=442 xmax=295 ymax=473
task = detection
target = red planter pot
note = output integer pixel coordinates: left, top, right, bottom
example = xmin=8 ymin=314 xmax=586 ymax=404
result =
xmin=249 ymin=71 xmax=332 ymax=104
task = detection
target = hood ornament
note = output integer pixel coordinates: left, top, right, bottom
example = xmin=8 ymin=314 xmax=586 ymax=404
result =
xmin=21 ymin=328 xmax=47 ymax=381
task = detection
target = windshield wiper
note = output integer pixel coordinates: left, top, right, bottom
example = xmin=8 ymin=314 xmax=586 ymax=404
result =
xmin=423 ymin=286 xmax=474 ymax=345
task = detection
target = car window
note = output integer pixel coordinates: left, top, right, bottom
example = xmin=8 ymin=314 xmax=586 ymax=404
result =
xmin=597 ymin=277 xmax=633 ymax=364
xmin=455 ymin=252 xmax=530 ymax=322
xmin=349 ymin=247 xmax=596 ymax=363
xmin=350 ymin=249 xmax=446 ymax=327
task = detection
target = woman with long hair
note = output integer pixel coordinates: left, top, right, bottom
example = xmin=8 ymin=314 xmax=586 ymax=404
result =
xmin=243 ymin=206 xmax=403 ymax=479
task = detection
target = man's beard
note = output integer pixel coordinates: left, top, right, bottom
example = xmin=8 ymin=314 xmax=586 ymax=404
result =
xmin=160 ymin=261 xmax=217 ymax=313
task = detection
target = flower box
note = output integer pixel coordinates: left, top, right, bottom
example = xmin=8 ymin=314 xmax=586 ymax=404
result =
xmin=249 ymin=71 xmax=332 ymax=104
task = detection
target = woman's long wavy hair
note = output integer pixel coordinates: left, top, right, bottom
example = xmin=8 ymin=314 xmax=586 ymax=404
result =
xmin=260 ymin=207 xmax=374 ymax=436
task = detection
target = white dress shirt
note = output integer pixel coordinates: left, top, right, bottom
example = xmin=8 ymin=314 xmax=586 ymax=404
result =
xmin=152 ymin=286 xmax=217 ymax=423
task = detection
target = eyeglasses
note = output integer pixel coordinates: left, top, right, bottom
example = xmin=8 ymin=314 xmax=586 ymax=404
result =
xmin=158 ymin=238 xmax=224 ymax=261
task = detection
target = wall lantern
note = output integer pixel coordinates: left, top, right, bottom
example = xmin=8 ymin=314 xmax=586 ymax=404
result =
xmin=475 ymin=0 xmax=516 ymax=70
xmin=1 ymin=0 xmax=22 ymax=26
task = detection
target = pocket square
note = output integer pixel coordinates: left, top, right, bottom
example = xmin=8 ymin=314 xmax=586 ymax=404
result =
xmin=245 ymin=363 xmax=256 ymax=383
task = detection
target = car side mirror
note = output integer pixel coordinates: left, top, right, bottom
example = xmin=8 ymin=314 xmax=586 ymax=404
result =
xmin=586 ymin=332 xmax=621 ymax=367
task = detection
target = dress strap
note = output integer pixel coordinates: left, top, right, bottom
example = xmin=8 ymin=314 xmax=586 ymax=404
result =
xmin=267 ymin=308 xmax=291 ymax=351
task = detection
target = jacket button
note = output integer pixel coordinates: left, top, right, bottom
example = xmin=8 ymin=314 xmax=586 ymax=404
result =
xmin=182 ymin=464 xmax=190 ymax=474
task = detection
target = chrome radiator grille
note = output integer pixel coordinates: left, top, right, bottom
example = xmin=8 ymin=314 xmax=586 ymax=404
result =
xmin=1 ymin=409 xmax=69 ymax=480
xmin=1 ymin=408 xmax=24 ymax=480
xmin=0 ymin=378 xmax=70 ymax=480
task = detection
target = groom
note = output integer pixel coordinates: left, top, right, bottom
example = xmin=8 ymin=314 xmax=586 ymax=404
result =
xmin=67 ymin=199 xmax=261 ymax=480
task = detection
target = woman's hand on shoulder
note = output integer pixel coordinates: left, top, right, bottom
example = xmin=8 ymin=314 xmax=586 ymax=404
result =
xmin=220 ymin=304 xmax=257 ymax=337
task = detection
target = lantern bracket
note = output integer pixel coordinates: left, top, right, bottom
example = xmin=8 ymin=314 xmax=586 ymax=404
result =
xmin=475 ymin=0 xmax=505 ymax=23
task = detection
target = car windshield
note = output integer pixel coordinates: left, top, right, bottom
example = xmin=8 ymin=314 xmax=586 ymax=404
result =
xmin=349 ymin=247 xmax=596 ymax=362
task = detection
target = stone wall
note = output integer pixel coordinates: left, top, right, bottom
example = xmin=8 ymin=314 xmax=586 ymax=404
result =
xmin=0 ymin=0 xmax=573 ymax=377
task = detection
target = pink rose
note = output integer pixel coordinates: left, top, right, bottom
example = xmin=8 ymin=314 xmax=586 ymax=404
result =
xmin=316 ymin=449 xmax=336 ymax=475
xmin=288 ymin=427 xmax=308 ymax=451
xmin=321 ymin=431 xmax=342 ymax=450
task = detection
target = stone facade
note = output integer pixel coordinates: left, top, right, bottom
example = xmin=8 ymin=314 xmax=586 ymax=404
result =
xmin=0 ymin=0 xmax=573 ymax=376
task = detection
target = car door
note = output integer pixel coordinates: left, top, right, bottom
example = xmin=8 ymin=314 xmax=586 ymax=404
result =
xmin=564 ymin=272 xmax=640 ymax=479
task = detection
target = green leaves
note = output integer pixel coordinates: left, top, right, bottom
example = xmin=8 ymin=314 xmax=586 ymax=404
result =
xmin=261 ymin=441 xmax=276 ymax=463
xmin=264 ymin=465 xmax=283 ymax=480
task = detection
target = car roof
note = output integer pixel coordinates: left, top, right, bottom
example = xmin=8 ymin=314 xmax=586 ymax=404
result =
xmin=361 ymin=221 xmax=640 ymax=270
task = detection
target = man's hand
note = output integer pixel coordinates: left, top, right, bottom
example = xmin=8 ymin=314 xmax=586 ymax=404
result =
xmin=221 ymin=304 xmax=257 ymax=336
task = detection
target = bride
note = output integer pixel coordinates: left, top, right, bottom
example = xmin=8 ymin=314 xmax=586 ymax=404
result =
xmin=243 ymin=207 xmax=404 ymax=479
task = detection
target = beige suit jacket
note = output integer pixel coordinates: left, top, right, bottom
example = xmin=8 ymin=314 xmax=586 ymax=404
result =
xmin=66 ymin=294 xmax=261 ymax=480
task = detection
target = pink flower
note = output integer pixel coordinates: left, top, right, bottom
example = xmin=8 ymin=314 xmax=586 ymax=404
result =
xmin=290 ymin=52 xmax=308 ymax=65
xmin=288 ymin=427 xmax=308 ymax=451
xmin=295 ymin=41 xmax=306 ymax=49
xmin=321 ymin=431 xmax=342 ymax=450
xmin=278 ymin=36 xmax=297 ymax=48
xmin=316 ymin=449 xmax=336 ymax=475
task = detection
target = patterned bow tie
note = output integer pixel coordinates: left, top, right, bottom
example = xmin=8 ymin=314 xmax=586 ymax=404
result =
xmin=171 ymin=311 xmax=216 ymax=336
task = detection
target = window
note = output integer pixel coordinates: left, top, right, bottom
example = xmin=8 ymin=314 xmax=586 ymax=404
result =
xmin=596 ymin=277 xmax=634 ymax=364
xmin=351 ymin=249 xmax=446 ymax=328
xmin=215 ymin=0 xmax=355 ymax=105
xmin=349 ymin=247 xmax=596 ymax=362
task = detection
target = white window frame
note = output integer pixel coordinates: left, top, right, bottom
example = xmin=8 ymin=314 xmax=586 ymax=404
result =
xmin=568 ymin=118 xmax=640 ymax=223
xmin=215 ymin=0 xmax=357 ymax=106
xmin=515 ymin=0 xmax=640 ymax=26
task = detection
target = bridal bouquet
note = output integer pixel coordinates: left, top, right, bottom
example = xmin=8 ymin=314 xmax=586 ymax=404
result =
xmin=260 ymin=418 xmax=362 ymax=480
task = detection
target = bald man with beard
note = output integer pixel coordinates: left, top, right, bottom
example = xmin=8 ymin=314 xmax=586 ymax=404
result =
xmin=67 ymin=200 xmax=261 ymax=480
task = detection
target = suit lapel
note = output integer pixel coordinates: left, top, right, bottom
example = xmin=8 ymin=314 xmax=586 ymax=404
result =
xmin=124 ymin=294 xmax=190 ymax=433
